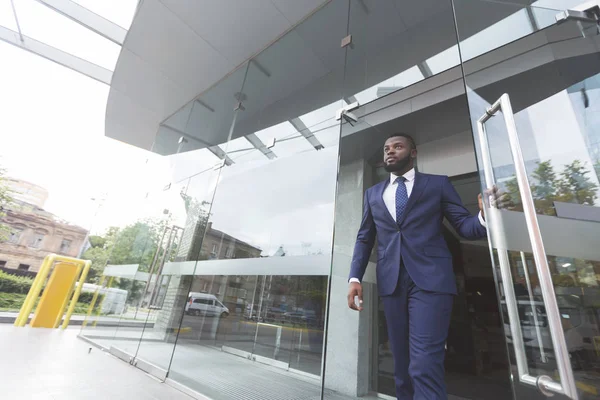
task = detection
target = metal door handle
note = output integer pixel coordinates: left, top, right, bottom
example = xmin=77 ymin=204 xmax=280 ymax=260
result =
xmin=476 ymin=94 xmax=578 ymax=399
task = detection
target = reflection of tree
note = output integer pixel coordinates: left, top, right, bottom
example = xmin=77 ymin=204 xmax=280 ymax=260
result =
xmin=83 ymin=219 xmax=166 ymax=302
xmin=504 ymin=159 xmax=599 ymax=215
xmin=557 ymin=160 xmax=598 ymax=206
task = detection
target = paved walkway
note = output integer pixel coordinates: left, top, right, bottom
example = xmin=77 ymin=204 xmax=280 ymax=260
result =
xmin=0 ymin=325 xmax=191 ymax=399
xmin=0 ymin=311 xmax=150 ymax=327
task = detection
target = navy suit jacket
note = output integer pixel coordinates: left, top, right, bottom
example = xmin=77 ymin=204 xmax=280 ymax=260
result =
xmin=349 ymin=172 xmax=487 ymax=296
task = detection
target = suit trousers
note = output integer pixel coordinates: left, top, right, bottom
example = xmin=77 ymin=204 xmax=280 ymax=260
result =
xmin=381 ymin=262 xmax=454 ymax=400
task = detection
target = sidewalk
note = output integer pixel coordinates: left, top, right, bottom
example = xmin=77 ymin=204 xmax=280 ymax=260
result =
xmin=0 ymin=325 xmax=191 ymax=399
xmin=0 ymin=311 xmax=151 ymax=327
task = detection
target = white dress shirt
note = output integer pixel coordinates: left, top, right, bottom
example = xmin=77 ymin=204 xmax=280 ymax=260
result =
xmin=350 ymin=169 xmax=486 ymax=284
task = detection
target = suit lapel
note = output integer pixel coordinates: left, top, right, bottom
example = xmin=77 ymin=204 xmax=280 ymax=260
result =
xmin=398 ymin=172 xmax=429 ymax=225
xmin=376 ymin=179 xmax=396 ymax=225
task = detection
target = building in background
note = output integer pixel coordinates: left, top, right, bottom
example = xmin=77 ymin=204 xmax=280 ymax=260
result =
xmin=0 ymin=178 xmax=88 ymax=272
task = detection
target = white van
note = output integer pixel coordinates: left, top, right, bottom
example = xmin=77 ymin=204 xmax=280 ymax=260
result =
xmin=185 ymin=292 xmax=229 ymax=318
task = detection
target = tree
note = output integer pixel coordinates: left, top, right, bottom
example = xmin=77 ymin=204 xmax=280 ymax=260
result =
xmin=83 ymin=219 xmax=165 ymax=304
xmin=557 ymin=160 xmax=598 ymax=206
xmin=504 ymin=176 xmax=521 ymax=212
xmin=504 ymin=160 xmax=599 ymax=216
xmin=82 ymin=233 xmax=119 ymax=284
xmin=531 ymin=161 xmax=558 ymax=215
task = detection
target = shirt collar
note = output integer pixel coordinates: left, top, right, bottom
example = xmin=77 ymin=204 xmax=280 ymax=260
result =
xmin=390 ymin=168 xmax=416 ymax=185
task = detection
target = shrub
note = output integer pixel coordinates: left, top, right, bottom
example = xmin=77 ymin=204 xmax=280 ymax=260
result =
xmin=0 ymin=292 xmax=104 ymax=313
xmin=0 ymin=270 xmax=34 ymax=294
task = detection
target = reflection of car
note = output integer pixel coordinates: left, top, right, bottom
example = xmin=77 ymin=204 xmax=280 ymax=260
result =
xmin=265 ymin=307 xmax=285 ymax=322
xmin=244 ymin=305 xmax=262 ymax=321
xmin=283 ymin=309 xmax=317 ymax=326
xmin=185 ymin=292 xmax=229 ymax=318
xmin=501 ymin=295 xmax=599 ymax=369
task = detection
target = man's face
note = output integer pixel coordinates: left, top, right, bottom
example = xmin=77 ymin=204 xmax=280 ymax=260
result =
xmin=383 ymin=136 xmax=416 ymax=173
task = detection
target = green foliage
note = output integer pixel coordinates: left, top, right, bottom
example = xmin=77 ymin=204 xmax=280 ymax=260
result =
xmin=557 ymin=160 xmax=598 ymax=205
xmin=83 ymin=219 xmax=168 ymax=304
xmin=0 ymin=292 xmax=104 ymax=313
xmin=83 ymin=245 xmax=110 ymax=284
xmin=88 ymin=235 xmax=107 ymax=248
xmin=77 ymin=291 xmax=105 ymax=305
xmin=504 ymin=177 xmax=520 ymax=208
xmin=0 ymin=292 xmax=30 ymax=310
xmin=0 ymin=270 xmax=34 ymax=294
xmin=504 ymin=159 xmax=599 ymax=215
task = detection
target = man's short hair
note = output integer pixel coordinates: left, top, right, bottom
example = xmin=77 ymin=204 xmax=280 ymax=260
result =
xmin=388 ymin=133 xmax=417 ymax=150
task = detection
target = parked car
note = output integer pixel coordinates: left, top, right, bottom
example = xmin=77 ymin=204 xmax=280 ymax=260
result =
xmin=185 ymin=292 xmax=229 ymax=318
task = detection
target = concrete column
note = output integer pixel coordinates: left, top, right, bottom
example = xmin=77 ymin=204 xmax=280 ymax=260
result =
xmin=155 ymin=275 xmax=192 ymax=342
xmin=323 ymin=153 xmax=376 ymax=397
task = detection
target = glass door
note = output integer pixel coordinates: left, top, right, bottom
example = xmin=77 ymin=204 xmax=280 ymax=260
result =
xmin=455 ymin=1 xmax=600 ymax=398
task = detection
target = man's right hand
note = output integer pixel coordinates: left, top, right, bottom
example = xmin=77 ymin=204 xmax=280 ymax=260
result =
xmin=347 ymin=282 xmax=363 ymax=311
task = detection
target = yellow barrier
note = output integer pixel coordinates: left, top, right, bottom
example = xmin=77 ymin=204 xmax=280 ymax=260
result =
xmin=82 ymin=275 xmax=105 ymax=328
xmin=92 ymin=276 xmax=113 ymax=328
xmin=14 ymin=254 xmax=91 ymax=329
xmin=31 ymin=263 xmax=79 ymax=328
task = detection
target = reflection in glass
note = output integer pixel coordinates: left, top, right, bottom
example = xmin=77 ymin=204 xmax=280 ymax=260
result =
xmin=456 ymin=1 xmax=600 ymax=397
xmin=353 ymin=66 xmax=425 ymax=105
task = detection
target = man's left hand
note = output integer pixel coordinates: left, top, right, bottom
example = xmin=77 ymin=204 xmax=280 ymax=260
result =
xmin=478 ymin=186 xmax=513 ymax=219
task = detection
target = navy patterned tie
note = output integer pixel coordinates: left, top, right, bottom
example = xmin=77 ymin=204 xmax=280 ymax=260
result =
xmin=395 ymin=176 xmax=408 ymax=223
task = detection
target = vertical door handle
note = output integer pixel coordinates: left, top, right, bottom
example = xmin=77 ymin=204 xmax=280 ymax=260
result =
xmin=476 ymin=94 xmax=578 ymax=399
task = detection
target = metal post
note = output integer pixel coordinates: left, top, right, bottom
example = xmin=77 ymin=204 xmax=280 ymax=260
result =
xmin=62 ymin=260 xmax=91 ymax=329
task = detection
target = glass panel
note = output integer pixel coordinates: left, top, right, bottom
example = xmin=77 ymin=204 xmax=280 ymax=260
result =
xmin=166 ymin=0 xmax=348 ymax=397
xmin=11 ymin=0 xmax=121 ymax=70
xmin=343 ymin=0 xmax=459 ymax=106
xmin=131 ymin=64 xmax=250 ymax=375
xmin=453 ymin=0 xmax=561 ymax=62
xmin=456 ymin=1 xmax=600 ymax=398
xmin=323 ymin=2 xmax=511 ymax=399
xmin=78 ymin=181 xmax=161 ymax=351
xmin=78 ymin=224 xmax=155 ymax=353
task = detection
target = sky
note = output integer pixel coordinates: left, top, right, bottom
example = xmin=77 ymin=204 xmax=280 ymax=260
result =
xmin=0 ymin=0 xmax=171 ymax=234
xmin=0 ymin=0 xmax=342 ymax=257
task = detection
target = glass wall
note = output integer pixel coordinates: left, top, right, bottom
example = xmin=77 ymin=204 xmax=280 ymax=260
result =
xmin=82 ymin=0 xmax=349 ymax=398
xmin=78 ymin=1 xmax=600 ymax=399
xmin=455 ymin=0 xmax=600 ymax=399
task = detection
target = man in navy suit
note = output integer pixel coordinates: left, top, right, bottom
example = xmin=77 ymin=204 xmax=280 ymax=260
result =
xmin=347 ymin=133 xmax=498 ymax=400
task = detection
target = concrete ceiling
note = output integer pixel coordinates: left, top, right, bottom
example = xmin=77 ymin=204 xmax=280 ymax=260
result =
xmin=105 ymin=0 xmax=329 ymax=150
xmin=105 ymin=0 xmax=550 ymax=155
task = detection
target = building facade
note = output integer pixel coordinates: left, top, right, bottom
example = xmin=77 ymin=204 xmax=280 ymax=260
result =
xmin=0 ymin=179 xmax=88 ymax=272
xmin=75 ymin=1 xmax=600 ymax=400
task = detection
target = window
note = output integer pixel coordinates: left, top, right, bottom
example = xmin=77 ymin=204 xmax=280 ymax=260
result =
xmin=59 ymin=239 xmax=72 ymax=253
xmin=211 ymin=243 xmax=217 ymax=255
xmin=193 ymin=298 xmax=215 ymax=305
xmin=0 ymin=260 xmax=6 ymax=268
xmin=29 ymin=233 xmax=44 ymax=249
xmin=225 ymin=246 xmax=234 ymax=258
xmin=8 ymin=229 xmax=22 ymax=244
xmin=18 ymin=264 xmax=30 ymax=271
